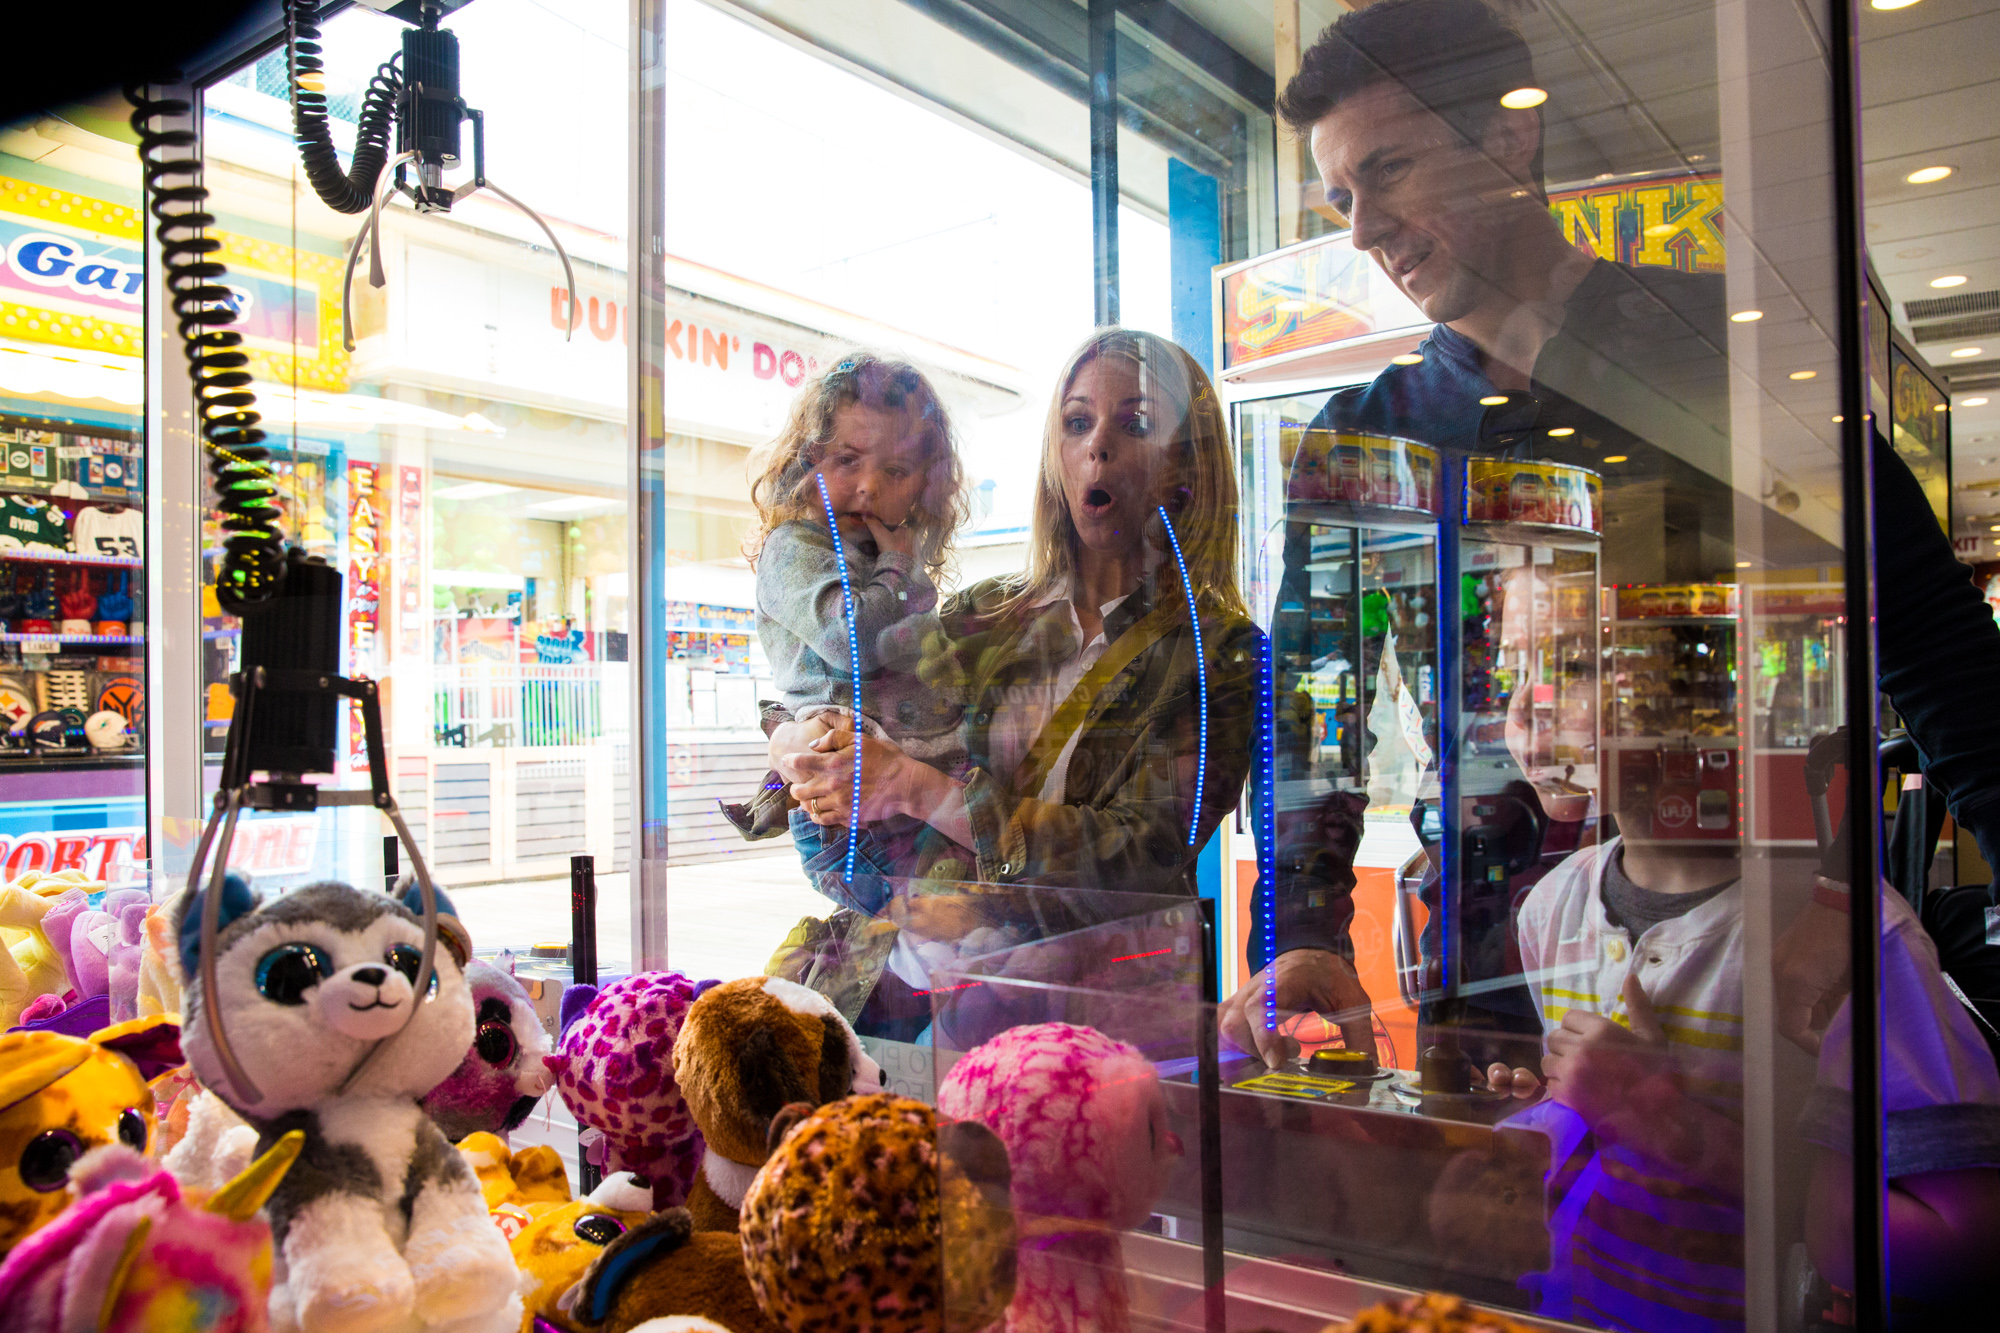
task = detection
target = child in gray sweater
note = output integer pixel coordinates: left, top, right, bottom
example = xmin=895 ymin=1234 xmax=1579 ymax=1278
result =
xmin=746 ymin=353 xmax=970 ymax=907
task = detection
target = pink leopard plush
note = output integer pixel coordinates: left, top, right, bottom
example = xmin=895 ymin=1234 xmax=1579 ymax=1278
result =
xmin=545 ymin=971 xmax=707 ymax=1209
xmin=936 ymin=1022 xmax=1184 ymax=1333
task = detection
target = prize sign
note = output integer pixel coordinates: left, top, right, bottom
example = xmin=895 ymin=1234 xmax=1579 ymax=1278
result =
xmin=1282 ymin=430 xmax=1437 ymax=512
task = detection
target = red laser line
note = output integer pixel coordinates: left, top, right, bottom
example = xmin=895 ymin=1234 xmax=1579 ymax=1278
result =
xmin=1110 ymin=947 xmax=1172 ymax=963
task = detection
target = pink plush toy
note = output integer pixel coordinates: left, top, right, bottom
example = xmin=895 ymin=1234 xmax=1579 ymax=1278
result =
xmin=545 ymin=971 xmax=708 ymax=1208
xmin=421 ymin=958 xmax=555 ymax=1142
xmin=0 ymin=1134 xmax=302 ymax=1333
xmin=936 ymin=1022 xmax=1184 ymax=1333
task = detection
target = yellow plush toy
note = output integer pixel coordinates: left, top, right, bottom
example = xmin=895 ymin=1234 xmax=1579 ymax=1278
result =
xmin=457 ymin=1131 xmax=653 ymax=1333
xmin=0 ymin=885 xmax=64 ymax=1028
xmin=0 ymin=1014 xmax=180 ymax=1256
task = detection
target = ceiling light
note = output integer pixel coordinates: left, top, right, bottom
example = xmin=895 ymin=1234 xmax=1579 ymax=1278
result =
xmin=1965 ymin=397 xmax=1990 ymax=407
xmin=1735 ymin=561 xmax=1752 ymax=568
xmin=1951 ymin=346 xmax=1984 ymax=358
xmin=1275 ymin=298 xmax=1307 ymax=312
xmin=1391 ymin=353 xmax=1423 ymax=366
xmin=1731 ymin=310 xmax=1764 ymax=323
xmin=433 ymin=481 xmax=518 ymax=501
xmin=1930 ymin=275 xmax=1968 ymax=289
xmin=1991 ymin=525 xmax=2000 ymax=533
xmin=1789 ymin=370 xmax=1817 ymax=380
xmin=1479 ymin=394 xmax=1509 ymax=406
xmin=1871 ymin=0 xmax=1921 ymax=9
xmin=1644 ymin=223 xmax=1677 ymax=237
xmin=1548 ymin=427 xmax=1576 ymax=437
xmin=1500 ymin=87 xmax=1548 ymax=109
xmin=1602 ymin=455 xmax=1628 ymax=463
xmin=1833 ymin=415 xmax=1845 ymax=423
xmin=1906 ymin=165 xmax=1953 ymax=184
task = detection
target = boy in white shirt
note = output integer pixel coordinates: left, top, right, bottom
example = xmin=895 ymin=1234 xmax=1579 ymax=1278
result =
xmin=1485 ymin=823 xmax=2000 ymax=1329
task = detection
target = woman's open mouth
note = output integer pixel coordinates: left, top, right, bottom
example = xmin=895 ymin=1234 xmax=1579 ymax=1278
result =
xmin=1081 ymin=487 xmax=1115 ymax=517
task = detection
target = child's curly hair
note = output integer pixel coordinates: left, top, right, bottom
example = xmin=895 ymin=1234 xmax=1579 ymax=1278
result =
xmin=745 ymin=351 xmax=969 ymax=582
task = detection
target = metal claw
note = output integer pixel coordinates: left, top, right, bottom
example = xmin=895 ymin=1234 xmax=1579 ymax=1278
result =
xmin=467 ymin=178 xmax=579 ymax=341
xmin=369 ymin=149 xmax=419 ymax=291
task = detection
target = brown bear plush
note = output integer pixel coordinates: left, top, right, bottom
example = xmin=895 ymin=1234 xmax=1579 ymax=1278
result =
xmin=739 ymin=1094 xmax=1016 ymax=1333
xmin=563 ymin=1207 xmax=776 ymax=1333
xmin=670 ymin=977 xmax=883 ymax=1231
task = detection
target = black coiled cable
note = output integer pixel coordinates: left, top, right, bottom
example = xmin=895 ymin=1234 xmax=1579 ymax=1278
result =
xmin=125 ymin=84 xmax=287 ymax=614
xmin=287 ymin=0 xmax=401 ymax=215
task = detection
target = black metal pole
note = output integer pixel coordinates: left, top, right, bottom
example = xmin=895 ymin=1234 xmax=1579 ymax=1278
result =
xmin=383 ymin=834 xmax=399 ymax=896
xmin=1828 ymin=0 xmax=1885 ymax=1323
xmin=1195 ymin=897 xmax=1225 ymax=1333
xmin=570 ymin=853 xmax=598 ymax=988
xmin=571 ymin=852 xmax=601 ymax=1194
xmin=1088 ymin=0 xmax=1119 ymax=326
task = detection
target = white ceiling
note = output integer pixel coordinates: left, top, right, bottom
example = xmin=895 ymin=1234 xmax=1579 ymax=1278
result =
xmin=1859 ymin=0 xmax=2000 ymax=512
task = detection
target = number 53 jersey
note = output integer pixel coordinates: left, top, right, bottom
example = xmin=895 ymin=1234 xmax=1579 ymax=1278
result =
xmin=72 ymin=505 xmax=142 ymax=559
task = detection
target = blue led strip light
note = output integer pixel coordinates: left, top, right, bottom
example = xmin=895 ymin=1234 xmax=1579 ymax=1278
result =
xmin=815 ymin=472 xmax=861 ymax=883
xmin=1256 ymin=626 xmax=1276 ymax=1035
xmin=1156 ymin=506 xmax=1208 ymax=846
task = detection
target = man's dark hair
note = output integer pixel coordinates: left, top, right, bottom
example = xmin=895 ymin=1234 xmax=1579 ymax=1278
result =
xmin=1277 ymin=0 xmax=1544 ymax=191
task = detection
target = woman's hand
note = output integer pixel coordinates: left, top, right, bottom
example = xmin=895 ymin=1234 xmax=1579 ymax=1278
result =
xmin=864 ymin=514 xmax=918 ymax=560
xmin=768 ymin=715 xmax=833 ymax=772
xmin=779 ymin=721 xmax=955 ymax=826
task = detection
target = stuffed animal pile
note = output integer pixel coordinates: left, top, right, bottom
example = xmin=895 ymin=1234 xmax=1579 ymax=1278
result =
xmin=3 ymin=868 xmax=1205 ymax=1333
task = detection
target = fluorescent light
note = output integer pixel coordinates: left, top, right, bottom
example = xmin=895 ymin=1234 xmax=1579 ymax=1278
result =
xmin=1730 ymin=310 xmax=1764 ymax=323
xmin=1500 ymin=87 xmax=1548 ymax=109
xmin=1548 ymin=427 xmax=1575 ymax=437
xmin=1736 ymin=561 xmax=1752 ymax=568
xmin=434 ymin=481 xmax=518 ymax=501
xmin=1964 ymin=397 xmax=1990 ymax=407
xmin=1479 ymin=395 xmax=1508 ymax=406
xmin=1906 ymin=165 xmax=1953 ymax=184
xmin=527 ymin=495 xmax=614 ymax=515
xmin=432 ymin=568 xmax=526 ymax=590
xmin=1602 ymin=455 xmax=1628 ymax=463
xmin=1951 ymin=347 xmax=1983 ymax=358
xmin=1275 ymin=298 xmax=1307 ymax=312
xmin=1931 ymin=275 xmax=1968 ymax=289
xmin=1789 ymin=370 xmax=1817 ymax=380
xmin=1390 ymin=353 xmax=1423 ymax=366
xmin=1872 ymin=0 xmax=1921 ymax=8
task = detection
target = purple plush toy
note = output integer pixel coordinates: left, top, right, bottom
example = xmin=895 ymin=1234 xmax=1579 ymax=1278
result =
xmin=544 ymin=971 xmax=709 ymax=1210
xmin=420 ymin=958 xmax=556 ymax=1142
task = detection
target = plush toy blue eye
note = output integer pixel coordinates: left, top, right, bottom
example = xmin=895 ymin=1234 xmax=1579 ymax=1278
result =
xmin=255 ymin=942 xmax=333 ymax=1004
xmin=18 ymin=1129 xmax=83 ymax=1191
xmin=572 ymin=1213 xmax=626 ymax=1245
xmin=388 ymin=944 xmax=439 ymax=997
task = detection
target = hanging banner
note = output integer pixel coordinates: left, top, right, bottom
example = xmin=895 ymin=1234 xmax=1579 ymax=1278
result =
xmin=346 ymin=461 xmax=383 ymax=767
xmin=398 ymin=465 xmax=425 ymax=659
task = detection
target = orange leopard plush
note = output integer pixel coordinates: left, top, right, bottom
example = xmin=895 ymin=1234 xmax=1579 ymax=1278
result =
xmin=739 ymin=1094 xmax=1015 ymax=1333
xmin=670 ymin=977 xmax=882 ymax=1231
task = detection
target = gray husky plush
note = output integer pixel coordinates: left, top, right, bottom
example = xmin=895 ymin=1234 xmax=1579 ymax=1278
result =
xmin=174 ymin=877 xmax=520 ymax=1333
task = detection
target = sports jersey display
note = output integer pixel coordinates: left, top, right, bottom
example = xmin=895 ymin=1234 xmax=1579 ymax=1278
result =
xmin=72 ymin=505 xmax=142 ymax=559
xmin=0 ymin=496 xmax=68 ymax=553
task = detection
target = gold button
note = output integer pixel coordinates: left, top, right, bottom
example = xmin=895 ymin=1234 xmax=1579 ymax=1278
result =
xmin=1606 ymin=937 xmax=1627 ymax=963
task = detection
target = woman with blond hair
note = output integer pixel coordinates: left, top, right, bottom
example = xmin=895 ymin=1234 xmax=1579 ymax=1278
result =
xmin=769 ymin=329 xmax=1290 ymax=1032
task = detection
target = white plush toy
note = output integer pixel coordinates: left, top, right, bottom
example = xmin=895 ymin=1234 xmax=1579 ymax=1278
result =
xmin=174 ymin=876 xmax=520 ymax=1333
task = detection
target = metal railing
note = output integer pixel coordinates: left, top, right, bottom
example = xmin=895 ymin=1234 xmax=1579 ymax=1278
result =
xmin=433 ymin=663 xmax=609 ymax=748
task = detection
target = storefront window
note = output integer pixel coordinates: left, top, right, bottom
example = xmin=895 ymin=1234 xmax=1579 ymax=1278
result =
xmin=0 ymin=105 xmax=151 ymax=890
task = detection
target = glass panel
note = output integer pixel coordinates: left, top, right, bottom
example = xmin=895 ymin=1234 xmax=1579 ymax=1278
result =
xmin=0 ymin=103 xmax=152 ymax=913
xmin=193 ymin=1 xmax=634 ymax=966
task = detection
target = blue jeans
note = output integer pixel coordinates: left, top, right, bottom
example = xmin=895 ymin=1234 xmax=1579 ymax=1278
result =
xmin=789 ymin=809 xmax=896 ymax=918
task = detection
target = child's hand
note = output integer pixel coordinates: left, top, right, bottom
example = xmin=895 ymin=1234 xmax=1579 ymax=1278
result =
xmin=1484 ymin=1063 xmax=1543 ymax=1099
xmin=767 ymin=715 xmax=834 ymax=771
xmin=863 ymin=514 xmax=918 ymax=559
